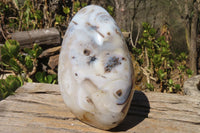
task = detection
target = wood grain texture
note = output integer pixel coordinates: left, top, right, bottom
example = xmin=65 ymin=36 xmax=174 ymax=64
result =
xmin=0 ymin=83 xmax=200 ymax=133
xmin=11 ymin=28 xmax=60 ymax=48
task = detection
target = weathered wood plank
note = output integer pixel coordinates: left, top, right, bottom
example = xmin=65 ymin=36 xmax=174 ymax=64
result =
xmin=11 ymin=28 xmax=61 ymax=48
xmin=48 ymin=54 xmax=59 ymax=70
xmin=39 ymin=46 xmax=61 ymax=58
xmin=0 ymin=83 xmax=200 ymax=133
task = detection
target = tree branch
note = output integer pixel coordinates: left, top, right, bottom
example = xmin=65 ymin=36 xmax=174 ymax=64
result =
xmin=140 ymin=67 xmax=157 ymax=82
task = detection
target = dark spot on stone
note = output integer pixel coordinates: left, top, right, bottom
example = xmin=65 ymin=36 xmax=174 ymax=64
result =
xmin=72 ymin=56 xmax=75 ymax=59
xmin=75 ymin=73 xmax=78 ymax=76
xmin=90 ymin=56 xmax=96 ymax=61
xmin=86 ymin=97 xmax=94 ymax=104
xmin=106 ymin=53 xmax=110 ymax=55
xmin=96 ymin=30 xmax=104 ymax=38
xmin=112 ymin=122 xmax=117 ymax=124
xmin=83 ymin=49 xmax=91 ymax=56
xmin=72 ymin=21 xmax=78 ymax=25
xmin=86 ymin=22 xmax=98 ymax=30
xmin=117 ymin=84 xmax=133 ymax=106
xmin=96 ymin=74 xmax=106 ymax=78
xmin=86 ymin=22 xmax=91 ymax=25
xmin=122 ymin=57 xmax=126 ymax=61
xmin=107 ymin=32 xmax=111 ymax=35
xmin=101 ymin=75 xmax=106 ymax=78
xmin=82 ymin=113 xmax=91 ymax=123
xmin=105 ymin=56 xmax=121 ymax=72
xmin=88 ymin=56 xmax=96 ymax=64
xmin=86 ymin=22 xmax=104 ymax=38
xmin=91 ymin=25 xmax=99 ymax=30
xmin=116 ymin=89 xmax=122 ymax=97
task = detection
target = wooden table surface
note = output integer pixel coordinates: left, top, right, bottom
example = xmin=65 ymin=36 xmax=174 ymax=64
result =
xmin=0 ymin=83 xmax=199 ymax=133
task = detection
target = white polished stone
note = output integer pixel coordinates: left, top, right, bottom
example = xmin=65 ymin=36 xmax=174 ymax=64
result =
xmin=58 ymin=5 xmax=134 ymax=130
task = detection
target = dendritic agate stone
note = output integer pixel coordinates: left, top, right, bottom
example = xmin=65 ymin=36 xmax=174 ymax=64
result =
xmin=58 ymin=5 xmax=134 ymax=130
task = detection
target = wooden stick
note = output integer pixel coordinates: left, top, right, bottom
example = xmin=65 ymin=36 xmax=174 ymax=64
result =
xmin=11 ymin=28 xmax=61 ymax=48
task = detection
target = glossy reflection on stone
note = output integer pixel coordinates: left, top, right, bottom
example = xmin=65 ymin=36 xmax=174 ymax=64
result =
xmin=58 ymin=5 xmax=134 ymax=130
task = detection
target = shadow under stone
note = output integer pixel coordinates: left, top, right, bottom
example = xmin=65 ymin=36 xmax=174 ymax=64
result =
xmin=110 ymin=90 xmax=150 ymax=132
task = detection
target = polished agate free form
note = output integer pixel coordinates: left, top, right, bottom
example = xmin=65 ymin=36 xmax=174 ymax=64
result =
xmin=58 ymin=5 xmax=134 ymax=130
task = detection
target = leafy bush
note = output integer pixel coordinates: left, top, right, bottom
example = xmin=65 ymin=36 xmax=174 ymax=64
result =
xmin=35 ymin=72 xmax=57 ymax=84
xmin=1 ymin=40 xmax=42 ymax=81
xmin=132 ymin=23 xmax=192 ymax=93
xmin=0 ymin=0 xmax=88 ymax=32
xmin=0 ymin=75 xmax=22 ymax=100
xmin=0 ymin=39 xmax=58 ymax=100
xmin=0 ymin=39 xmax=58 ymax=84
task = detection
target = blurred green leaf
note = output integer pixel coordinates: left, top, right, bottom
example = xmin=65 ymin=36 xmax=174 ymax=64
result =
xmin=178 ymin=65 xmax=186 ymax=72
xmin=157 ymin=69 xmax=166 ymax=80
xmin=153 ymin=54 xmax=162 ymax=68
xmin=9 ymin=58 xmax=21 ymax=73
xmin=146 ymin=83 xmax=154 ymax=91
xmin=169 ymin=87 xmax=173 ymax=93
xmin=1 ymin=54 xmax=11 ymax=65
xmin=4 ymin=40 xmax=20 ymax=57
xmin=0 ymin=75 xmax=22 ymax=100
xmin=34 ymin=10 xmax=43 ymax=21
xmin=35 ymin=72 xmax=44 ymax=83
xmin=35 ymin=72 xmax=57 ymax=84
xmin=63 ymin=7 xmax=70 ymax=14
xmin=149 ymin=28 xmax=156 ymax=36
xmin=25 ymin=55 xmax=33 ymax=70
xmin=27 ymin=77 xmax=33 ymax=83
xmin=107 ymin=5 xmax=114 ymax=16
xmin=142 ymin=32 xmax=149 ymax=38
xmin=186 ymin=69 xmax=193 ymax=78
xmin=168 ymin=79 xmax=173 ymax=85
xmin=33 ymin=43 xmax=42 ymax=58
xmin=177 ymin=52 xmax=187 ymax=62
xmin=55 ymin=14 xmax=65 ymax=25
xmin=168 ymin=59 xmax=175 ymax=67
xmin=174 ymin=84 xmax=181 ymax=91
xmin=46 ymin=75 xmax=53 ymax=83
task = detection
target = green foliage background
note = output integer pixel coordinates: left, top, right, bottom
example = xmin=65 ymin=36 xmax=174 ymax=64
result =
xmin=132 ymin=23 xmax=192 ymax=93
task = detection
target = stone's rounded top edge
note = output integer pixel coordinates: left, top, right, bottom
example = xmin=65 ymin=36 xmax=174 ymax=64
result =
xmin=183 ymin=75 xmax=200 ymax=96
xmin=84 ymin=4 xmax=102 ymax=7
xmin=82 ymin=4 xmax=106 ymax=9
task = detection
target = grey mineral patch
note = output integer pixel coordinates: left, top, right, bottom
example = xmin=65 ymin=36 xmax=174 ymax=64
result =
xmin=183 ymin=75 xmax=200 ymax=97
